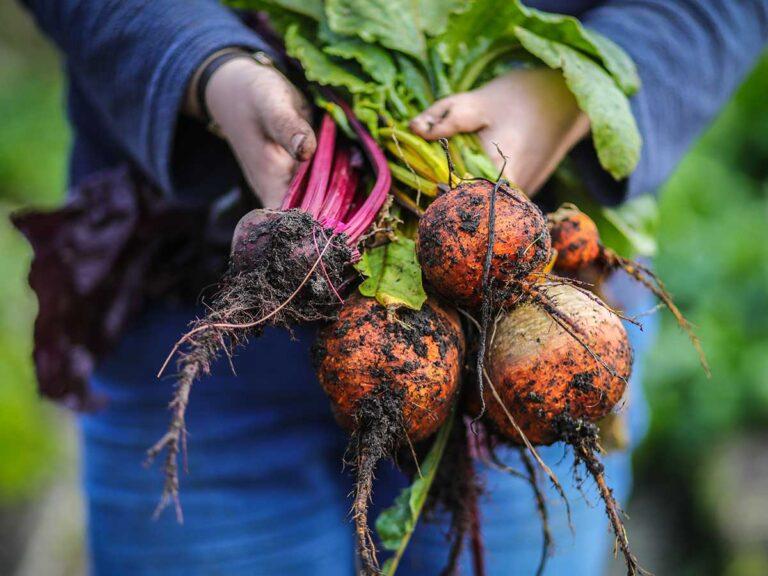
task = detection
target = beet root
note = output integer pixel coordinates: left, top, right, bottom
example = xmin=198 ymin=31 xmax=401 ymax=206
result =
xmin=417 ymin=179 xmax=551 ymax=309
xmin=483 ymin=283 xmax=646 ymax=575
xmin=314 ymin=294 xmax=465 ymax=574
xmin=146 ymin=208 xmax=351 ymax=521
xmin=548 ymin=204 xmax=601 ymax=273
xmin=548 ymin=203 xmax=710 ymax=376
xmin=485 ymin=283 xmax=632 ymax=445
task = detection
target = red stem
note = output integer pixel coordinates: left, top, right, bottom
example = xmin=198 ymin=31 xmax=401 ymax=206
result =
xmin=319 ymin=146 xmax=357 ymax=227
xmin=300 ymin=114 xmax=336 ymax=218
xmin=336 ymin=150 xmax=363 ymax=223
xmin=334 ymin=100 xmax=391 ymax=243
xmin=281 ymin=160 xmax=311 ymax=210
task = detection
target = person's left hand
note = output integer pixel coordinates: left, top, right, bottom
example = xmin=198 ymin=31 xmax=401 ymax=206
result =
xmin=409 ymin=68 xmax=590 ymax=194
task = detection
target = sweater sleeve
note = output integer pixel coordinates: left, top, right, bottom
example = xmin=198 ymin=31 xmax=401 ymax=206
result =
xmin=20 ymin=0 xmax=274 ymax=195
xmin=571 ymin=0 xmax=768 ymax=205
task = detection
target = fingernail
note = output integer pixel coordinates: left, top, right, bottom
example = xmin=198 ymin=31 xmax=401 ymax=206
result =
xmin=418 ymin=114 xmax=440 ymax=133
xmin=290 ymin=133 xmax=307 ymax=159
xmin=412 ymin=114 xmax=433 ymax=132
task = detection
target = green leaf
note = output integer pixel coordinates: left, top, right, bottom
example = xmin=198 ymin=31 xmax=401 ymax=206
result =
xmin=285 ymin=24 xmax=375 ymax=94
xmin=376 ymin=409 xmax=455 ymax=574
xmin=417 ymin=0 xmax=469 ymax=37
xmin=395 ymin=55 xmax=433 ymax=109
xmin=355 ymin=237 xmax=427 ymax=310
xmin=439 ymin=1 xmax=639 ymax=95
xmin=514 ymin=26 xmax=641 ymax=180
xmin=225 ymin=0 xmax=324 ymax=21
xmin=440 ymin=0 xmax=522 ymax=65
xmin=602 ymin=194 xmax=659 ymax=258
xmin=325 ymin=40 xmax=397 ymax=86
xmin=514 ymin=3 xmax=640 ymax=95
xmin=583 ymin=29 xmax=641 ymax=96
xmin=325 ymin=0 xmax=427 ymax=61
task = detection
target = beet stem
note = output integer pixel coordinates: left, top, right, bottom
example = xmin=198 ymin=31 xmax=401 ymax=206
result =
xmin=319 ymin=146 xmax=358 ymax=226
xmin=300 ymin=114 xmax=336 ymax=218
xmin=467 ymin=459 xmax=485 ymax=576
xmin=335 ymin=100 xmax=392 ymax=243
xmin=313 ymin=228 xmax=344 ymax=304
xmin=281 ymin=159 xmax=311 ymax=210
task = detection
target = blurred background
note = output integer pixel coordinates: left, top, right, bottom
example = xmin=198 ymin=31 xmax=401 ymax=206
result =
xmin=0 ymin=3 xmax=766 ymax=576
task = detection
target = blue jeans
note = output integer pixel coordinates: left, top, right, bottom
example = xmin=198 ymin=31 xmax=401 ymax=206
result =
xmin=81 ymin=275 xmax=655 ymax=575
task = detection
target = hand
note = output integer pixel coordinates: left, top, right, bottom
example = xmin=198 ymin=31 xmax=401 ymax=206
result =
xmin=410 ymin=69 xmax=590 ymax=194
xmin=187 ymin=52 xmax=316 ymax=208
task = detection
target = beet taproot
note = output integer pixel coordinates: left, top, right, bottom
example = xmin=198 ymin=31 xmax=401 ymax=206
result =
xmin=548 ymin=204 xmax=601 ymax=272
xmin=314 ymin=293 xmax=464 ymax=574
xmin=417 ymin=179 xmax=551 ymax=308
xmin=485 ymin=283 xmax=632 ymax=446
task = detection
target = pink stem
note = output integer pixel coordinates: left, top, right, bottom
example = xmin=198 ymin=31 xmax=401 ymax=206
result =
xmin=300 ymin=114 xmax=336 ymax=218
xmin=281 ymin=160 xmax=311 ymax=210
xmin=332 ymin=150 xmax=364 ymax=227
xmin=335 ymin=101 xmax=391 ymax=244
xmin=318 ymin=146 xmax=354 ymax=224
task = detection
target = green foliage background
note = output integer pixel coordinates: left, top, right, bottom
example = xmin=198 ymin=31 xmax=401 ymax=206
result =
xmin=0 ymin=2 xmax=766 ymax=573
xmin=0 ymin=2 xmax=68 ymax=501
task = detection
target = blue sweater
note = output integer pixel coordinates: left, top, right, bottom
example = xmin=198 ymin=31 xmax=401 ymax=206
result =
xmin=21 ymin=0 xmax=768 ymax=205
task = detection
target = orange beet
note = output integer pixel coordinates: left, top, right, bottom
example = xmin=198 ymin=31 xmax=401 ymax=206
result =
xmin=315 ymin=293 xmax=464 ymax=442
xmin=484 ymin=284 xmax=632 ymax=445
xmin=417 ymin=180 xmax=551 ymax=308
xmin=315 ymin=294 xmax=465 ymax=574
xmin=548 ymin=205 xmax=601 ymax=272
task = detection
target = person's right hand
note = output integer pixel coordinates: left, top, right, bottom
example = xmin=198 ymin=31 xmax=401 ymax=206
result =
xmin=190 ymin=53 xmax=317 ymax=208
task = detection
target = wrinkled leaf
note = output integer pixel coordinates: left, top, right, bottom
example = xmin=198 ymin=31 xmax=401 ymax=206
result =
xmin=515 ymin=3 xmax=640 ymax=95
xmin=514 ymin=26 xmax=641 ymax=180
xmin=326 ymin=0 xmax=427 ymax=61
xmin=583 ymin=29 xmax=641 ymax=96
xmin=439 ymin=0 xmax=639 ymax=95
xmin=285 ymin=25 xmax=375 ymax=94
xmin=355 ymin=236 xmax=427 ymax=310
xmin=440 ymin=0 xmax=522 ymax=64
xmin=417 ymin=0 xmax=468 ymax=37
xmin=325 ymin=40 xmax=397 ymax=86
xmin=377 ymin=409 xmax=455 ymax=574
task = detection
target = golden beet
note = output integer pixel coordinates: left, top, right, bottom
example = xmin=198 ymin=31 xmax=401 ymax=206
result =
xmin=548 ymin=205 xmax=601 ymax=272
xmin=484 ymin=284 xmax=632 ymax=445
xmin=417 ymin=180 xmax=551 ymax=308
xmin=315 ymin=293 xmax=464 ymax=442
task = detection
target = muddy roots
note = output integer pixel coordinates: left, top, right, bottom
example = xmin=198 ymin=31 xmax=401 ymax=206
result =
xmin=147 ymin=210 xmax=352 ymax=520
xmin=349 ymin=385 xmax=405 ymax=575
xmin=557 ymin=416 xmax=647 ymax=576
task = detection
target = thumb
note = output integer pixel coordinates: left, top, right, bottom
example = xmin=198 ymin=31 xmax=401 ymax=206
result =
xmin=409 ymin=92 xmax=488 ymax=140
xmin=260 ymin=102 xmax=317 ymax=161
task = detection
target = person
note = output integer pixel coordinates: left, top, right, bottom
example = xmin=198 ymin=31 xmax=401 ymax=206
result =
xmin=18 ymin=0 xmax=768 ymax=574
